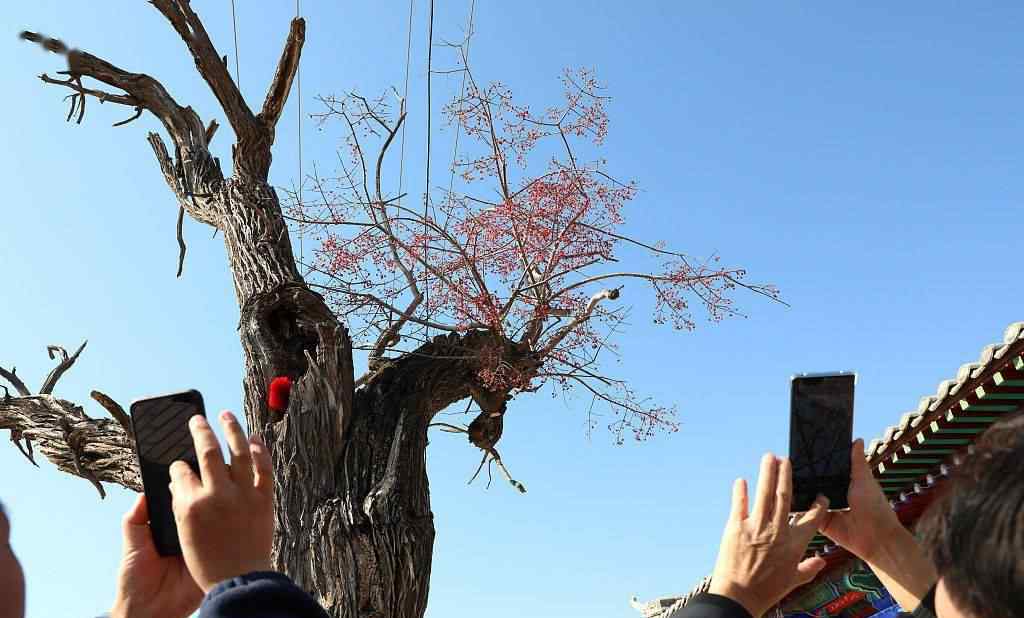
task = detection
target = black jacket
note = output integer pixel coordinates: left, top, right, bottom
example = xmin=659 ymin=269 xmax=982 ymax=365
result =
xmin=676 ymin=586 xmax=937 ymax=618
xmin=198 ymin=572 xmax=330 ymax=618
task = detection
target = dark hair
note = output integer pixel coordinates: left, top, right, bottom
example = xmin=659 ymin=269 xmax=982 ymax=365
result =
xmin=918 ymin=412 xmax=1024 ymax=617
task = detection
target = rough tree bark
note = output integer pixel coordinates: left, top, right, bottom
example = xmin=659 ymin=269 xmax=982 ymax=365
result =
xmin=8 ymin=5 xmax=533 ymax=617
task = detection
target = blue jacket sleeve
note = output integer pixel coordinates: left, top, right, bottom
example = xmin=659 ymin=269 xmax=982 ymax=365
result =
xmin=199 ymin=571 xmax=330 ymax=618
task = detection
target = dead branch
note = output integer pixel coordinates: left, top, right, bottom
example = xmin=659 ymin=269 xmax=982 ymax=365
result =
xmin=23 ymin=29 xmax=226 ymax=229
xmin=175 ymin=206 xmax=187 ymax=277
xmin=60 ymin=415 xmax=106 ymax=498
xmin=259 ymin=18 xmax=306 ymax=128
xmin=90 ymin=390 xmax=133 ymax=440
xmin=145 ymin=132 xmax=220 ymax=227
xmin=205 ymin=118 xmax=220 ymax=144
xmin=0 ymin=395 xmax=141 ymax=495
xmin=466 ymin=447 xmax=525 ymax=493
xmin=148 ymin=0 xmax=257 ymax=140
xmin=112 ymin=106 xmax=144 ymax=127
xmin=9 ymin=429 xmax=38 ymax=468
xmin=489 ymin=447 xmax=526 ymax=493
xmin=428 ymin=422 xmax=468 ymax=433
xmin=40 ymin=340 xmax=87 ymax=395
xmin=0 ymin=366 xmax=31 ymax=397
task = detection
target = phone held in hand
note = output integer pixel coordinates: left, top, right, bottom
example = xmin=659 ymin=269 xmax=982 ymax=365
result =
xmin=788 ymin=372 xmax=855 ymax=513
xmin=129 ymin=389 xmax=205 ymax=556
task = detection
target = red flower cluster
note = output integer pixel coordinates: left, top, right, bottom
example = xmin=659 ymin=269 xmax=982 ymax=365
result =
xmin=290 ymin=65 xmax=775 ymax=442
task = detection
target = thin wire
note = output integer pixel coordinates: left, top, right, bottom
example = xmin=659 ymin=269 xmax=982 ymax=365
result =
xmin=230 ymin=0 xmax=241 ymax=88
xmin=424 ymin=0 xmax=435 ymax=339
xmin=445 ymin=0 xmax=476 ymax=216
xmin=296 ymin=0 xmax=304 ymax=269
xmin=395 ymin=0 xmax=415 ymax=334
xmin=396 ymin=0 xmax=415 ymax=209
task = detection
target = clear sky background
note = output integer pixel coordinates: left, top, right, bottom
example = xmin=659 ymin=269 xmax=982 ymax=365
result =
xmin=1 ymin=2 xmax=1021 ymax=617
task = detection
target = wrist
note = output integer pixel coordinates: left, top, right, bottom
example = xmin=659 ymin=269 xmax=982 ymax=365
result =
xmin=708 ymin=579 xmax=766 ymax=618
xmin=108 ymin=598 xmax=132 ymax=618
xmin=200 ymin=560 xmax=274 ymax=592
xmin=860 ymin=518 xmax=913 ymax=567
xmin=861 ymin=523 xmax=937 ymax=603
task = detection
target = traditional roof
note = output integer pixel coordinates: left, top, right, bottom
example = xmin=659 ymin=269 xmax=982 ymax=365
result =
xmin=632 ymin=321 xmax=1024 ymax=618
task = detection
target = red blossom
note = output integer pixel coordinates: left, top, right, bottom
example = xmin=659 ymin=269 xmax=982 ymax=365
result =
xmin=290 ymin=66 xmax=778 ymax=442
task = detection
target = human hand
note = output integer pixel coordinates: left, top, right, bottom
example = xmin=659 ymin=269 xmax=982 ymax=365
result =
xmin=818 ymin=438 xmax=903 ymax=563
xmin=109 ymin=494 xmax=203 ymax=618
xmin=819 ymin=438 xmax=936 ymax=610
xmin=709 ymin=454 xmax=830 ymax=618
xmin=169 ymin=412 xmax=274 ymax=593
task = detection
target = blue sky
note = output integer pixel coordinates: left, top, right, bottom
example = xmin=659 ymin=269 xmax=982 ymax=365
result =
xmin=2 ymin=2 xmax=1021 ymax=617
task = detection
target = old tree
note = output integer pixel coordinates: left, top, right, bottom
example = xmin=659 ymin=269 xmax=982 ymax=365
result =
xmin=2 ymin=3 xmax=777 ymax=617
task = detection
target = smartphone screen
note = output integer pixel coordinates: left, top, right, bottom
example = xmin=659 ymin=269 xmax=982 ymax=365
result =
xmin=789 ymin=373 xmax=855 ymax=512
xmin=129 ymin=390 xmax=205 ymax=556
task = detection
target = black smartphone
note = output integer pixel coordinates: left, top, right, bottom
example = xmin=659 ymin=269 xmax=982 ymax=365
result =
xmin=789 ymin=372 xmax=855 ymax=512
xmin=129 ymin=389 xmax=205 ymax=556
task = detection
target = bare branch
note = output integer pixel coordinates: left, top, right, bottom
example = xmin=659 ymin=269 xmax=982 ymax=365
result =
xmin=541 ymin=289 xmax=619 ymax=355
xmin=39 ymin=340 xmax=87 ymax=395
xmin=90 ymin=390 xmax=133 ymax=440
xmin=9 ymin=429 xmax=38 ymax=468
xmin=205 ymin=118 xmax=219 ymax=144
xmin=259 ymin=18 xmax=306 ymax=129
xmin=428 ymin=422 xmax=468 ymax=433
xmin=489 ymin=447 xmax=526 ymax=493
xmin=368 ymin=108 xmax=424 ymax=364
xmin=38 ymin=72 xmax=138 ymax=110
xmin=175 ymin=206 xmax=187 ymax=277
xmin=0 ymin=367 xmax=31 ymax=397
xmin=0 ymin=395 xmax=141 ymax=494
xmin=23 ymin=29 xmax=227 ymax=231
xmin=146 ymin=133 xmax=221 ymax=228
xmin=111 ymin=106 xmax=144 ymax=127
xmin=148 ymin=0 xmax=257 ymax=140
xmin=60 ymin=415 xmax=106 ymax=498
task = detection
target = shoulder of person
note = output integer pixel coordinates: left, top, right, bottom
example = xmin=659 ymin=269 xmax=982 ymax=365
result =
xmin=199 ymin=571 xmax=330 ymax=618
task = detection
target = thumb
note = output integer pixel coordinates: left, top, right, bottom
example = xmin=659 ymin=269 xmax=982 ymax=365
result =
xmin=793 ymin=495 xmax=830 ymax=543
xmin=850 ymin=438 xmax=871 ymax=482
xmin=795 ymin=555 xmax=827 ymax=585
xmin=122 ymin=494 xmax=156 ymax=555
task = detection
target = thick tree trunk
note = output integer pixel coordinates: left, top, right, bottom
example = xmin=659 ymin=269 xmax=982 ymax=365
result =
xmin=291 ymin=391 xmax=435 ymax=618
xmin=224 ymin=175 xmax=441 ymax=617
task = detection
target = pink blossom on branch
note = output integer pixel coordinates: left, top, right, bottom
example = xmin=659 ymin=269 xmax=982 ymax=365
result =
xmin=288 ymin=64 xmax=779 ymax=441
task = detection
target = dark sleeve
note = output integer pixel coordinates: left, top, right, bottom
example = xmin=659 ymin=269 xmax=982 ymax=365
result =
xmin=909 ymin=585 xmax=938 ymax=618
xmin=672 ymin=593 xmax=752 ymax=618
xmin=894 ymin=585 xmax=938 ymax=618
xmin=199 ymin=571 xmax=330 ymax=618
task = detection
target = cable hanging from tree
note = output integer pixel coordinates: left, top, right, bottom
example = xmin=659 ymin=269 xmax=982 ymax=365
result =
xmin=396 ymin=0 xmax=415 ymax=341
xmin=230 ymin=0 xmax=241 ymax=88
xmin=446 ymin=0 xmax=476 ymax=204
xmin=296 ymin=0 xmax=304 ymax=270
xmin=423 ymin=0 xmax=435 ymax=338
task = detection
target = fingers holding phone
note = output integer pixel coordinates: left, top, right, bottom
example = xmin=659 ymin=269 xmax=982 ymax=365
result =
xmin=818 ymin=438 xmax=903 ymax=562
xmin=710 ymin=454 xmax=830 ymax=618
xmin=169 ymin=412 xmax=274 ymax=593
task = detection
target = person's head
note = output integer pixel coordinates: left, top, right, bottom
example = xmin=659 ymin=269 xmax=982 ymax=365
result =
xmin=0 ymin=501 xmax=26 ymax=618
xmin=919 ymin=412 xmax=1024 ymax=618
